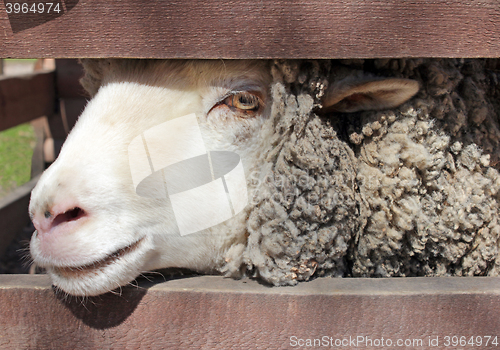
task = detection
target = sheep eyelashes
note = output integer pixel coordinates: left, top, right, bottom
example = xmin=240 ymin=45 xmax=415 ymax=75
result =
xmin=29 ymin=59 xmax=500 ymax=296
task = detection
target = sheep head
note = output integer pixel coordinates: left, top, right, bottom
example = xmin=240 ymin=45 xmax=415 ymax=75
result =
xmin=29 ymin=59 xmax=418 ymax=296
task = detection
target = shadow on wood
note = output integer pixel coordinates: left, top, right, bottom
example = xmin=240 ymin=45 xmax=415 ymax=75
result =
xmin=54 ymin=284 xmax=148 ymax=330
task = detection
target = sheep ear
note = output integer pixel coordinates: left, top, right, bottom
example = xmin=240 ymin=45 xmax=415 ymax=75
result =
xmin=321 ymin=78 xmax=419 ymax=113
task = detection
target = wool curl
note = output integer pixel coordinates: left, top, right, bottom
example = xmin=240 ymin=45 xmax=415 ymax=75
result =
xmin=239 ymin=61 xmax=363 ymax=285
xmin=235 ymin=59 xmax=500 ymax=285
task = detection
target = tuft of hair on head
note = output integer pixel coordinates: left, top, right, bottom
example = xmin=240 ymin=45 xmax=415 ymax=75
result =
xmin=79 ymin=59 xmax=112 ymax=97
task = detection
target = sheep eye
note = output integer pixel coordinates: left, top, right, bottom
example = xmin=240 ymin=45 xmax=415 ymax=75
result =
xmin=225 ymin=92 xmax=261 ymax=112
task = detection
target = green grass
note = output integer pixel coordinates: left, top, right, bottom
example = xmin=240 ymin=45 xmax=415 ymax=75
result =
xmin=0 ymin=123 xmax=36 ymax=197
xmin=3 ymin=59 xmax=37 ymax=62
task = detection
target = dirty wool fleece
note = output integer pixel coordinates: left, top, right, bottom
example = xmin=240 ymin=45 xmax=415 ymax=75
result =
xmin=238 ymin=59 xmax=500 ymax=285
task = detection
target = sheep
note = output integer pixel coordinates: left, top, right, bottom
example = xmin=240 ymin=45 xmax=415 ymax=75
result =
xmin=28 ymin=58 xmax=500 ymax=296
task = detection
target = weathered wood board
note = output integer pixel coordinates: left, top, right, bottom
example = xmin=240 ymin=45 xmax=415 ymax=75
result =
xmin=0 ymin=0 xmax=499 ymax=59
xmin=0 ymin=275 xmax=499 ymax=349
xmin=0 ymin=71 xmax=55 ymax=132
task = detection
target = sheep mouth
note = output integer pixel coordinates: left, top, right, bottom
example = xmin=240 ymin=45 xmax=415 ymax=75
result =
xmin=52 ymin=238 xmax=144 ymax=279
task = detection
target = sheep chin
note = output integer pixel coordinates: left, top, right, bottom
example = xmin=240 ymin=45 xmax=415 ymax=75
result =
xmin=47 ymin=236 xmax=149 ymax=297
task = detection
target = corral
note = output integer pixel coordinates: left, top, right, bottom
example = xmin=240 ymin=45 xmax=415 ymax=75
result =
xmin=1 ymin=1 xmax=500 ymax=349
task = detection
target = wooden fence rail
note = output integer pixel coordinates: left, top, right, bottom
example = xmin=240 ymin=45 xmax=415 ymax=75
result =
xmin=0 ymin=1 xmax=500 ymax=348
xmin=1 ymin=275 xmax=499 ymax=349
xmin=0 ymin=60 xmax=85 ymax=253
xmin=1 ymin=0 xmax=500 ymax=59
xmin=0 ymin=71 xmax=55 ymax=132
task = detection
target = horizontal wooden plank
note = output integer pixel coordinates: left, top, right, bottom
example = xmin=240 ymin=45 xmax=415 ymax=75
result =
xmin=0 ymin=0 xmax=499 ymax=59
xmin=0 ymin=275 xmax=499 ymax=349
xmin=0 ymin=71 xmax=55 ymax=132
xmin=0 ymin=175 xmax=39 ymax=256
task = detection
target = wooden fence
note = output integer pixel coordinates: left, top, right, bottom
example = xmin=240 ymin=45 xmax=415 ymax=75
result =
xmin=0 ymin=59 xmax=85 ymax=255
xmin=1 ymin=275 xmax=500 ymax=349
xmin=1 ymin=0 xmax=499 ymax=58
xmin=1 ymin=1 xmax=500 ymax=349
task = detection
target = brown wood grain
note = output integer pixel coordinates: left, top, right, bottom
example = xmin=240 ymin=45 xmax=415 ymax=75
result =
xmin=0 ymin=275 xmax=499 ymax=349
xmin=42 ymin=60 xmax=86 ymax=162
xmin=0 ymin=0 xmax=499 ymax=59
xmin=0 ymin=71 xmax=55 ymax=132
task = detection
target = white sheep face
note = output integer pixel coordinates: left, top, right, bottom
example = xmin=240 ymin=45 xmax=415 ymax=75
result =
xmin=29 ymin=59 xmax=418 ymax=296
xmin=29 ymin=60 xmax=272 ymax=296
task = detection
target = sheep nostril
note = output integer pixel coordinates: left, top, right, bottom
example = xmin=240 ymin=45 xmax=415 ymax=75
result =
xmin=67 ymin=207 xmax=83 ymax=219
xmin=51 ymin=207 xmax=86 ymax=228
